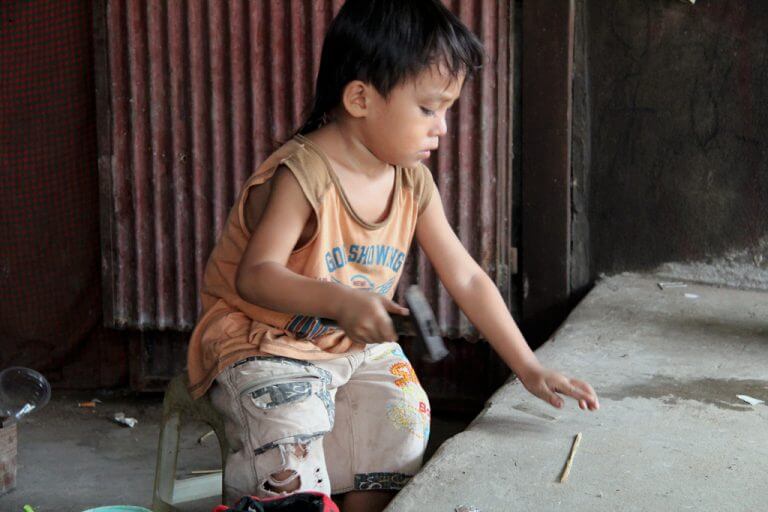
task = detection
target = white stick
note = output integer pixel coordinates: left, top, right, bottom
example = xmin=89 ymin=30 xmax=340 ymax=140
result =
xmin=197 ymin=429 xmax=215 ymax=444
xmin=560 ymin=432 xmax=582 ymax=483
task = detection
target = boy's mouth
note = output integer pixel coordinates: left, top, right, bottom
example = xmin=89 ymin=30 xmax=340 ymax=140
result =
xmin=418 ymin=147 xmax=437 ymax=158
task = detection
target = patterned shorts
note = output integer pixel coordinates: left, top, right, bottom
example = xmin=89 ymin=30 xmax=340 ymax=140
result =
xmin=210 ymin=342 xmax=431 ymax=501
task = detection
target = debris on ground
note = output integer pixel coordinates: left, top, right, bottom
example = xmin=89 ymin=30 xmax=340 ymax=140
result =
xmin=657 ymin=281 xmax=687 ymax=290
xmin=113 ymin=412 xmax=138 ymax=428
xmin=198 ymin=429 xmax=215 ymax=444
xmin=560 ymin=432 xmax=583 ymax=483
xmin=189 ymin=469 xmax=222 ymax=475
xmin=737 ymin=395 xmax=764 ymax=406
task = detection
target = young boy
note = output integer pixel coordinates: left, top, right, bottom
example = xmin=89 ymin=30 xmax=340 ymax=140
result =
xmin=186 ymin=1 xmax=599 ymax=511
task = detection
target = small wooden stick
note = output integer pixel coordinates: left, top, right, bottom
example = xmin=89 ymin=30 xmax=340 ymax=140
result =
xmin=197 ymin=429 xmax=215 ymax=444
xmin=559 ymin=432 xmax=582 ymax=483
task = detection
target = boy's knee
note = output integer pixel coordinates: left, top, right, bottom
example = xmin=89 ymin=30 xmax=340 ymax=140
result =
xmin=258 ymin=442 xmax=328 ymax=496
xmin=264 ymin=468 xmax=301 ymax=493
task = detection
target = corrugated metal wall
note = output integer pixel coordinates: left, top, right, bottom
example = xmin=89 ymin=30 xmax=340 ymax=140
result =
xmin=400 ymin=0 xmax=512 ymax=338
xmin=97 ymin=0 xmax=512 ymax=337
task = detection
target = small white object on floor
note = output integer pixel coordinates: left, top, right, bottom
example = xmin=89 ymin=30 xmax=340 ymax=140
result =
xmin=684 ymin=293 xmax=699 ymax=299
xmin=198 ymin=429 xmax=215 ymax=444
xmin=658 ymin=281 xmax=688 ymax=290
xmin=455 ymin=507 xmax=481 ymax=512
xmin=113 ymin=412 xmax=138 ymax=428
xmin=737 ymin=395 xmax=764 ymax=406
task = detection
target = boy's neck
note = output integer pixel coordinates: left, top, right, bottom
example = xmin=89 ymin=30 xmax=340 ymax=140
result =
xmin=309 ymin=121 xmax=391 ymax=177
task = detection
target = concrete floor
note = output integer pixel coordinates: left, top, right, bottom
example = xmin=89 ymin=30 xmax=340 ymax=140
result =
xmin=388 ymin=273 xmax=768 ymax=511
xmin=0 ymin=382 xmax=470 ymax=511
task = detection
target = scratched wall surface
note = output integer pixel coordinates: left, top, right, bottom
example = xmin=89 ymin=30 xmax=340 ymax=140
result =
xmin=579 ymin=0 xmax=768 ymax=278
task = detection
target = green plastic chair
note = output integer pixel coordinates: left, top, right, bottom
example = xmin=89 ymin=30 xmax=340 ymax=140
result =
xmin=152 ymin=374 xmax=229 ymax=511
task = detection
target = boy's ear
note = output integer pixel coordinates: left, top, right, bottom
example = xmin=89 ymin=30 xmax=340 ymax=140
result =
xmin=341 ymin=80 xmax=371 ymax=118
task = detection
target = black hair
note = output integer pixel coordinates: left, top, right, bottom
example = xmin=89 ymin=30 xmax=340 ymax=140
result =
xmin=296 ymin=0 xmax=486 ymax=135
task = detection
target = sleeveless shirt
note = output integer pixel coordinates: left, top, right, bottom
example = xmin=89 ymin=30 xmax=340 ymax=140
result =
xmin=186 ymin=134 xmax=435 ymax=398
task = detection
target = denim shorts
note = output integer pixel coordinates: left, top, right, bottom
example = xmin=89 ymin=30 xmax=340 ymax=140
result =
xmin=209 ymin=342 xmax=431 ymax=501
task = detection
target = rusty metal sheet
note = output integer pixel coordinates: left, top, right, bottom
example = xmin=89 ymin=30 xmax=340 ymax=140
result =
xmin=398 ymin=0 xmax=513 ymax=339
xmin=97 ymin=0 xmax=513 ymax=339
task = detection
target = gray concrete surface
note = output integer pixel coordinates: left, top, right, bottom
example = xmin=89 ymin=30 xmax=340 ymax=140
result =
xmin=387 ymin=273 xmax=768 ymax=512
xmin=0 ymin=383 xmax=469 ymax=511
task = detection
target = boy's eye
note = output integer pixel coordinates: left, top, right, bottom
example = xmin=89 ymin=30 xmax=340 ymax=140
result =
xmin=420 ymin=106 xmax=436 ymax=116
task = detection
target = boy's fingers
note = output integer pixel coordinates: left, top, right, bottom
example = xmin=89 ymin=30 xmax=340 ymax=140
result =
xmin=551 ymin=378 xmax=584 ymax=401
xmin=571 ymin=379 xmax=597 ymax=403
xmin=385 ymin=320 xmax=398 ymax=341
xmin=383 ymin=299 xmax=409 ymax=316
xmin=376 ymin=314 xmax=398 ymax=341
xmin=538 ymin=384 xmax=563 ymax=409
xmin=551 ymin=378 xmax=592 ymax=402
xmin=571 ymin=378 xmax=596 ymax=396
xmin=571 ymin=379 xmax=599 ymax=408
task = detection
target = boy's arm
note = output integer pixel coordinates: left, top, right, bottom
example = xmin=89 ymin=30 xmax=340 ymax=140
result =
xmin=415 ymin=190 xmax=599 ymax=410
xmin=235 ymin=166 xmax=407 ymax=342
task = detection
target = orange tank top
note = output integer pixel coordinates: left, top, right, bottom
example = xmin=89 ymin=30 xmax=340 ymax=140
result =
xmin=186 ymin=135 xmax=434 ymax=398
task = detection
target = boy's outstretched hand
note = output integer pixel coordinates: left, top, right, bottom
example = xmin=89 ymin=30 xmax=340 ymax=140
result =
xmin=518 ymin=365 xmax=599 ymax=411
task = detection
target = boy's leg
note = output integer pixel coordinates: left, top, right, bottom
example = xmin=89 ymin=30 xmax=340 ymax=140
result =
xmin=324 ymin=342 xmax=430 ymax=505
xmin=339 ymin=490 xmax=395 ymax=512
xmin=210 ymin=356 xmax=342 ymax=502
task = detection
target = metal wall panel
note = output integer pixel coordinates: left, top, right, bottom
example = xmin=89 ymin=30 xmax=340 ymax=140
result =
xmin=97 ymin=0 xmax=512 ymax=338
xmin=400 ymin=0 xmax=513 ymax=338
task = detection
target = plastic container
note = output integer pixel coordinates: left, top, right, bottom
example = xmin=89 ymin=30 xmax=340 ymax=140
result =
xmin=0 ymin=367 xmax=51 ymax=421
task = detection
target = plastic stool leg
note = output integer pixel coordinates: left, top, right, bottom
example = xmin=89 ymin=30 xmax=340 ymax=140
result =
xmin=152 ymin=412 xmax=181 ymax=512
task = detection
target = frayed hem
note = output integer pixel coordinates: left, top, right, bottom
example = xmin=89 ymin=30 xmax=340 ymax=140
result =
xmin=353 ymin=472 xmax=412 ymax=491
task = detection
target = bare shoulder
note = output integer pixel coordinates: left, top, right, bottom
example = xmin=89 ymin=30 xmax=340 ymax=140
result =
xmin=243 ymin=165 xmax=312 ymax=232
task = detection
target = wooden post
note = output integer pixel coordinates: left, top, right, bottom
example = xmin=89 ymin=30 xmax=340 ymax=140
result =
xmin=521 ymin=0 xmax=576 ymax=343
xmin=0 ymin=422 xmax=18 ymax=495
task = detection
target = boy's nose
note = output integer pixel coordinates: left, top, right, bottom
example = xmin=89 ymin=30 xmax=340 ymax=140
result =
xmin=433 ymin=114 xmax=448 ymax=137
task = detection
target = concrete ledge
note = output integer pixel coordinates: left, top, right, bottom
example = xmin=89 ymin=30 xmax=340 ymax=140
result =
xmin=387 ymin=273 xmax=768 ymax=511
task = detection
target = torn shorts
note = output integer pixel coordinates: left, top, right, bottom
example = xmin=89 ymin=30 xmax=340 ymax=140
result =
xmin=210 ymin=342 xmax=431 ymax=501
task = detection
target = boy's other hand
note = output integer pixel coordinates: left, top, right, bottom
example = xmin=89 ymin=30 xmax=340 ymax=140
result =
xmin=519 ymin=366 xmax=599 ymax=411
xmin=335 ymin=288 xmax=410 ymax=344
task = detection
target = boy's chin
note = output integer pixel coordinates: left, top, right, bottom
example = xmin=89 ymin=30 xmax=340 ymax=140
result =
xmin=389 ymin=154 xmax=428 ymax=168
xmin=407 ymin=155 xmax=429 ymax=167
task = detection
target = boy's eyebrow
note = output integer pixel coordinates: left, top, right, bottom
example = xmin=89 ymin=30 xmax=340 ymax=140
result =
xmin=424 ymin=93 xmax=458 ymax=103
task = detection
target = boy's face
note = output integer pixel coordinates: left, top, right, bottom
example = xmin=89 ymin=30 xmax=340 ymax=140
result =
xmin=361 ymin=65 xmax=464 ymax=168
